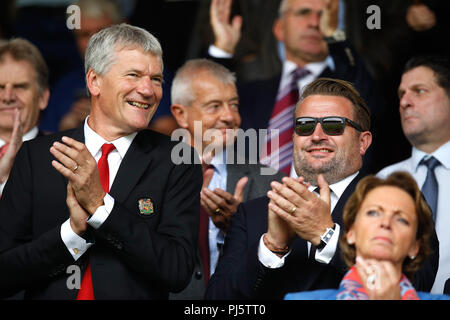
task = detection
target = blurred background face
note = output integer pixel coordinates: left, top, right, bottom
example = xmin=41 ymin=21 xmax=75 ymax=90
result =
xmin=74 ymin=14 xmax=115 ymax=58
xmin=399 ymin=66 xmax=450 ymax=149
xmin=183 ymin=70 xmax=241 ymax=152
xmin=274 ymin=0 xmax=329 ymax=65
xmin=347 ymin=186 xmax=419 ymax=265
xmin=90 ymin=47 xmax=163 ymax=137
xmin=0 ymin=55 xmax=48 ymax=138
xmin=292 ymin=95 xmax=365 ymax=185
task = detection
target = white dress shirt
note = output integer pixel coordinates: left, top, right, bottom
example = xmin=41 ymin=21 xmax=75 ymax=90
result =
xmin=60 ymin=118 xmax=137 ymax=260
xmin=0 ymin=126 xmax=39 ymax=194
xmin=258 ymin=171 xmax=359 ymax=268
xmin=378 ymin=141 xmax=450 ymax=294
xmin=207 ymin=151 xmax=228 ymax=276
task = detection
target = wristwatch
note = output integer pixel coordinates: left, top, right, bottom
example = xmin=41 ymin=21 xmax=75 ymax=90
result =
xmin=317 ymin=224 xmax=336 ymax=249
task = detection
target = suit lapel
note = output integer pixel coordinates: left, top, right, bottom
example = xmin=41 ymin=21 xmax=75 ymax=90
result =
xmin=71 ymin=125 xmax=85 ymax=143
xmin=331 ymin=172 xmax=364 ymax=226
xmin=226 ymin=163 xmax=251 ymax=201
xmin=109 ymin=131 xmax=154 ymax=204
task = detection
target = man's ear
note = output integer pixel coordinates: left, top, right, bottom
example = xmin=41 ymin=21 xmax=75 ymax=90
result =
xmin=170 ymin=104 xmax=189 ymax=128
xmin=38 ymin=88 xmax=50 ymax=111
xmin=86 ymin=69 xmax=101 ymax=97
xmin=272 ymin=18 xmax=284 ymax=42
xmin=359 ymin=131 xmax=372 ymax=156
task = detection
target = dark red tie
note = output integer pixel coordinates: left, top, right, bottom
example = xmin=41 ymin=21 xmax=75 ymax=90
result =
xmin=76 ymin=143 xmax=115 ymax=300
xmin=0 ymin=143 xmax=9 ymax=159
xmin=199 ymin=164 xmax=214 ymax=286
xmin=260 ymin=68 xmax=310 ymax=175
xmin=0 ymin=143 xmax=10 ymax=198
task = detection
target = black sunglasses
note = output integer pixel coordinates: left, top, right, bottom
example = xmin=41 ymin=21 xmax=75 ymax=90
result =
xmin=294 ymin=116 xmax=363 ymax=136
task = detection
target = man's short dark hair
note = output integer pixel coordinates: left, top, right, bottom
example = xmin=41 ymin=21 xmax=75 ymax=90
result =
xmin=297 ymin=77 xmax=371 ymax=132
xmin=403 ymin=55 xmax=450 ymax=97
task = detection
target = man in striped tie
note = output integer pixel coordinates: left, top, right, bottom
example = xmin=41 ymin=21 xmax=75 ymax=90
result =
xmin=207 ymin=0 xmax=382 ymax=176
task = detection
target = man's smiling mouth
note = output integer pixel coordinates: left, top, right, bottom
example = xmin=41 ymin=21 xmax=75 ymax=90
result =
xmin=128 ymin=101 xmax=150 ymax=109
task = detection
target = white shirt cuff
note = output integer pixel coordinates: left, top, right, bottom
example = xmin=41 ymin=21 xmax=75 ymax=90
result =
xmin=60 ymin=219 xmax=93 ymax=261
xmin=314 ymin=223 xmax=340 ymax=264
xmin=0 ymin=181 xmax=6 ymax=194
xmin=257 ymin=235 xmax=291 ymax=269
xmin=87 ymin=193 xmax=114 ymax=229
xmin=208 ymin=45 xmax=233 ymax=58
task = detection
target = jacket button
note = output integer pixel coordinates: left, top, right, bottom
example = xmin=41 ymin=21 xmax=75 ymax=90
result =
xmin=195 ymin=271 xmax=202 ymax=280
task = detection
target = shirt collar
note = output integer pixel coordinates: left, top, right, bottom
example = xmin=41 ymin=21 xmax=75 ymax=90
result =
xmin=308 ymin=171 xmax=359 ymax=199
xmin=0 ymin=126 xmax=39 ymax=148
xmin=282 ymin=56 xmax=335 ymax=81
xmin=210 ymin=149 xmax=227 ymax=177
xmin=83 ymin=117 xmax=137 ymax=159
xmin=412 ymin=140 xmax=450 ymax=171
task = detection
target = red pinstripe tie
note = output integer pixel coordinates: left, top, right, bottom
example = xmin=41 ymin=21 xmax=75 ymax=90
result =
xmin=76 ymin=143 xmax=115 ymax=300
xmin=199 ymin=164 xmax=214 ymax=285
xmin=260 ymin=68 xmax=310 ymax=175
xmin=0 ymin=143 xmax=9 ymax=159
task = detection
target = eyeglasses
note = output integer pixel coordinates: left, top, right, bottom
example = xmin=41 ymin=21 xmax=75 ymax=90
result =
xmin=294 ymin=116 xmax=363 ymax=136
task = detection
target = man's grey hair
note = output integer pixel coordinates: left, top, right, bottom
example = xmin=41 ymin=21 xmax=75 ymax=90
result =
xmin=278 ymin=0 xmax=290 ymax=17
xmin=171 ymin=58 xmax=236 ymax=106
xmin=85 ymin=23 xmax=163 ymax=77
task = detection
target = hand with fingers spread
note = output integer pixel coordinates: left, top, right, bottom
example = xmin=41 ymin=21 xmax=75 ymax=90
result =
xmin=210 ymin=0 xmax=242 ymax=54
xmin=201 ymin=175 xmax=248 ymax=231
xmin=0 ymin=109 xmax=23 ymax=184
xmin=356 ymin=256 xmax=402 ymax=300
xmin=267 ymin=174 xmax=333 ymax=247
xmin=50 ymin=136 xmax=105 ymax=215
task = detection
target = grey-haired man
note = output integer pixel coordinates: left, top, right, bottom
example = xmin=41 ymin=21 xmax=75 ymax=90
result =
xmin=0 ymin=24 xmax=201 ymax=299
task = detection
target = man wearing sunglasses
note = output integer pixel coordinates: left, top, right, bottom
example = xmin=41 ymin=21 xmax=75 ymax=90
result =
xmin=206 ymin=78 xmax=438 ymax=299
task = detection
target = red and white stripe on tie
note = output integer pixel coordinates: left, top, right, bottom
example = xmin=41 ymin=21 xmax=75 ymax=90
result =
xmin=0 ymin=143 xmax=9 ymax=159
xmin=260 ymin=68 xmax=310 ymax=175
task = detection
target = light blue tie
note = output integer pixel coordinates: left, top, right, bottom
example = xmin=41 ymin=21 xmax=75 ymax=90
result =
xmin=420 ymin=156 xmax=441 ymax=221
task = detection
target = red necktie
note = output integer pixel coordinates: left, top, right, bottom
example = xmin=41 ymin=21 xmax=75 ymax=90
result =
xmin=76 ymin=143 xmax=115 ymax=300
xmin=0 ymin=143 xmax=9 ymax=199
xmin=199 ymin=164 xmax=214 ymax=286
xmin=0 ymin=143 xmax=9 ymax=159
xmin=260 ymin=68 xmax=310 ymax=175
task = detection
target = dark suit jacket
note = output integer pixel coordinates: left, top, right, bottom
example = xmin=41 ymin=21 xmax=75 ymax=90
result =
xmin=0 ymin=126 xmax=202 ymax=299
xmin=205 ymin=173 xmax=439 ymax=299
xmin=170 ymin=161 xmax=285 ymax=300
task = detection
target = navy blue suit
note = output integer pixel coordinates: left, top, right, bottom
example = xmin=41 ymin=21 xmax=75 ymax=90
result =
xmin=205 ymin=173 xmax=439 ymax=299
